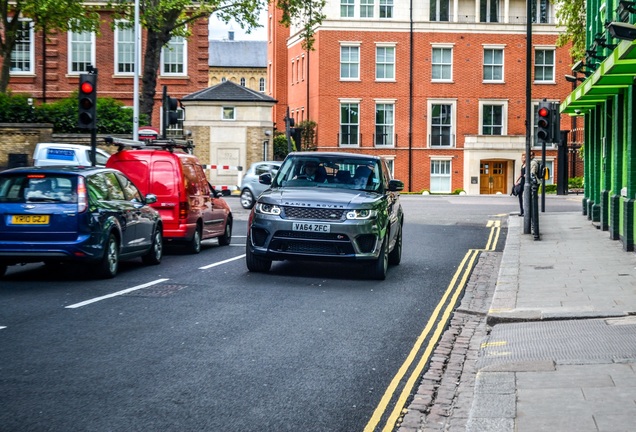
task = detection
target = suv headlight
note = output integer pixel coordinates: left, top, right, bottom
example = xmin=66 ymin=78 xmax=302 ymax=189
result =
xmin=346 ymin=209 xmax=377 ymax=220
xmin=255 ymin=203 xmax=282 ymax=215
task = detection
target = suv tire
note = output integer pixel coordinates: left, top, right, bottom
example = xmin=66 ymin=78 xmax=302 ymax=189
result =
xmin=370 ymin=236 xmax=388 ymax=280
xmin=388 ymin=222 xmax=402 ymax=266
xmin=246 ymin=237 xmax=272 ymax=272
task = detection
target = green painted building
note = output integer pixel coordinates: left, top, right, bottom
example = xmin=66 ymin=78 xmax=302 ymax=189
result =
xmin=561 ymin=0 xmax=636 ymax=251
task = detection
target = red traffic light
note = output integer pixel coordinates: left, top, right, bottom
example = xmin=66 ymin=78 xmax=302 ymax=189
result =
xmin=538 ymin=106 xmax=550 ymax=118
xmin=80 ymin=81 xmax=94 ymax=94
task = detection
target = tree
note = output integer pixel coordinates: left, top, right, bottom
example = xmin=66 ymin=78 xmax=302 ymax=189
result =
xmin=111 ymin=0 xmax=326 ymax=123
xmin=0 ymin=0 xmax=100 ymax=93
xmin=554 ymin=0 xmax=586 ymax=61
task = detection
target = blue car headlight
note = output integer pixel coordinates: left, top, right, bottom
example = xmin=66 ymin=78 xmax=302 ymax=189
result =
xmin=346 ymin=209 xmax=377 ymax=220
xmin=256 ymin=203 xmax=282 ymax=215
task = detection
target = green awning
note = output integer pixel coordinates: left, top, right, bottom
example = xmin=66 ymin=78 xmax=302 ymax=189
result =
xmin=561 ymin=39 xmax=636 ymax=115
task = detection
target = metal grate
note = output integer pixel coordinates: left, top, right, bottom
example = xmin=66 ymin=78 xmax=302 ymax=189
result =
xmin=282 ymin=206 xmax=346 ymax=221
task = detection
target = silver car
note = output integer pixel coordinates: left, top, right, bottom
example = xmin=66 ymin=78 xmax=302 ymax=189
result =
xmin=239 ymin=161 xmax=282 ymax=209
xmin=245 ymin=152 xmax=404 ymax=280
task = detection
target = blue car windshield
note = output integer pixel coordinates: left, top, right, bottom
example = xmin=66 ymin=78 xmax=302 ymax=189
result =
xmin=273 ymin=156 xmax=382 ymax=192
xmin=0 ymin=174 xmax=77 ymax=203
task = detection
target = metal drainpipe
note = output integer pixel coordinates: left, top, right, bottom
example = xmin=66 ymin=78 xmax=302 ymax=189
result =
xmin=408 ymin=0 xmax=414 ymax=191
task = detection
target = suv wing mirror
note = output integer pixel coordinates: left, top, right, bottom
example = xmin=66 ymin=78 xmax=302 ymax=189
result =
xmin=388 ymin=179 xmax=404 ymax=192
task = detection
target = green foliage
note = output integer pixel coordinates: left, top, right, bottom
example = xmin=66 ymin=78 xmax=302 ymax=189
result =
xmin=0 ymin=92 xmax=145 ymax=134
xmin=0 ymin=93 xmax=38 ymax=123
xmin=273 ymin=132 xmax=296 ymax=160
xmin=296 ymin=120 xmax=317 ymax=151
xmin=452 ymin=188 xmax=465 ymax=195
xmin=569 ymin=176 xmax=584 ymax=188
xmin=554 ymin=0 xmax=586 ymax=61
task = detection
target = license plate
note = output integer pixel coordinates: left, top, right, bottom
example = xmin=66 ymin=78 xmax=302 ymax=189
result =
xmin=292 ymin=222 xmax=330 ymax=233
xmin=11 ymin=214 xmax=50 ymax=225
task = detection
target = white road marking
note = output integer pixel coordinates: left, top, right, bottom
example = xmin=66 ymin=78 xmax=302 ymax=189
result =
xmin=65 ymin=278 xmax=170 ymax=309
xmin=0 ymin=326 xmax=6 ymax=330
xmin=199 ymin=254 xmax=246 ymax=269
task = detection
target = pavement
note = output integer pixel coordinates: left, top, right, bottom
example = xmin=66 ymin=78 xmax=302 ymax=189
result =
xmin=398 ymin=201 xmax=636 ymax=432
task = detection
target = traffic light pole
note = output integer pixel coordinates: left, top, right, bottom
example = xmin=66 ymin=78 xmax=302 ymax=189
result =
xmin=523 ymin=0 xmax=532 ymax=235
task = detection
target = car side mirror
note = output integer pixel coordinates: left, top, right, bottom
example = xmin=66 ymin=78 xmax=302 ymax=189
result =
xmin=259 ymin=173 xmax=272 ymax=185
xmin=388 ymin=179 xmax=404 ymax=192
xmin=145 ymin=193 xmax=158 ymax=204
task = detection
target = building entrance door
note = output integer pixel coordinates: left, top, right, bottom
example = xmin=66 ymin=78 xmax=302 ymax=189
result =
xmin=480 ymin=161 xmax=507 ymax=194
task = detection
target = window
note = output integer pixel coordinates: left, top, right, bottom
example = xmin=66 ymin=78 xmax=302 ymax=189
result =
xmin=69 ymin=30 xmax=94 ymax=73
xmin=115 ymin=22 xmax=135 ymax=74
xmin=532 ymin=0 xmax=551 ymax=23
xmin=483 ymin=48 xmax=503 ymax=82
xmin=341 ymin=0 xmax=355 ymax=17
xmin=259 ymin=77 xmax=266 ymax=92
xmin=240 ymin=78 xmax=246 ymax=86
xmin=380 ymin=0 xmax=393 ymax=18
xmin=534 ymin=48 xmax=554 ymax=82
xmin=223 ymin=106 xmax=235 ymax=120
xmin=11 ymin=20 xmax=33 ymax=74
xmin=162 ymin=35 xmax=186 ymax=75
xmin=430 ymin=160 xmax=451 ymax=193
xmin=340 ymin=102 xmax=359 ymax=146
xmin=361 ymin=0 xmax=374 ymax=17
xmin=375 ymin=103 xmax=394 ymax=146
xmin=429 ymin=102 xmax=454 ymax=147
xmin=430 ymin=0 xmax=450 ymax=21
xmin=376 ymin=46 xmax=395 ymax=80
xmin=481 ymin=104 xmax=504 ymax=135
xmin=432 ymin=47 xmax=452 ymax=81
xmin=340 ymin=45 xmax=360 ymax=80
xmin=480 ymin=0 xmax=499 ymax=22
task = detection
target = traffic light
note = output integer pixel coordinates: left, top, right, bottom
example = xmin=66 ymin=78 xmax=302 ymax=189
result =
xmin=78 ymin=73 xmax=97 ymax=129
xmin=164 ymin=95 xmax=179 ymax=126
xmin=536 ymin=101 xmax=551 ymax=142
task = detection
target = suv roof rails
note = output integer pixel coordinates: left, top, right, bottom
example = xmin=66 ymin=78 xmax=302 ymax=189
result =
xmin=104 ymin=136 xmax=195 ymax=153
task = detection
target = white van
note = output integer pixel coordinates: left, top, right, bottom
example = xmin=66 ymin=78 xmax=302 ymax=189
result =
xmin=33 ymin=143 xmax=110 ymax=167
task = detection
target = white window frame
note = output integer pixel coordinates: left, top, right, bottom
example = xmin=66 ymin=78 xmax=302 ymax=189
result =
xmin=427 ymin=99 xmax=457 ymax=148
xmin=166 ymin=108 xmax=185 ymax=136
xmin=341 ymin=0 xmax=355 ymax=17
xmin=479 ymin=100 xmax=508 ymax=135
xmin=360 ymin=0 xmax=374 ymax=18
xmin=534 ymin=47 xmax=555 ymax=83
xmin=339 ymin=99 xmax=361 ymax=147
xmin=340 ymin=43 xmax=361 ymax=81
xmin=68 ymin=28 xmax=96 ymax=74
xmin=222 ymin=106 xmax=236 ymax=121
xmin=480 ymin=0 xmax=500 ymax=22
xmin=375 ymin=100 xmax=395 ymax=147
xmin=430 ymin=158 xmax=452 ymax=193
xmin=430 ymin=0 xmax=451 ymax=21
xmin=483 ymin=45 xmax=504 ymax=83
xmin=376 ymin=44 xmax=396 ymax=81
xmin=114 ymin=20 xmax=135 ymax=76
xmin=379 ymin=0 xmax=393 ymax=18
xmin=161 ymin=34 xmax=187 ymax=77
xmin=259 ymin=77 xmax=266 ymax=92
xmin=10 ymin=19 xmax=34 ymax=75
xmin=431 ymin=45 xmax=453 ymax=82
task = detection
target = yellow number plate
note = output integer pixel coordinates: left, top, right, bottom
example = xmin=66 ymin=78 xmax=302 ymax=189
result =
xmin=11 ymin=215 xmax=50 ymax=225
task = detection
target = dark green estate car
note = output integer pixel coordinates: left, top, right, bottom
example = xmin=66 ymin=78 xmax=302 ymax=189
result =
xmin=245 ymin=152 xmax=404 ymax=280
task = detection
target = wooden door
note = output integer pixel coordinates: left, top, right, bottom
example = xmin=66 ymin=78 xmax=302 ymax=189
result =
xmin=480 ymin=161 xmax=507 ymax=194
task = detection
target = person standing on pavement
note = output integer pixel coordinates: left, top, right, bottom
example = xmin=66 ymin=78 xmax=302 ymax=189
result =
xmin=515 ymin=152 xmax=538 ymax=216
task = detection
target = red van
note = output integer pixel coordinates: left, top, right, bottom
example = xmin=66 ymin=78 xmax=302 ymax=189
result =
xmin=106 ymin=143 xmax=232 ymax=253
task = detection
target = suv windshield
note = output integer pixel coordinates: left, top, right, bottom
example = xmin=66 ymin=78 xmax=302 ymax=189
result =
xmin=273 ymin=156 xmax=382 ymax=192
xmin=0 ymin=174 xmax=77 ymax=203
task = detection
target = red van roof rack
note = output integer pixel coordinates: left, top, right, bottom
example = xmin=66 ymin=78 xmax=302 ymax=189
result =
xmin=104 ymin=136 xmax=195 ymax=153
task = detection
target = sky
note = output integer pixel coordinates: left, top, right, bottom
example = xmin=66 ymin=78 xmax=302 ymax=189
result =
xmin=208 ymin=8 xmax=268 ymax=41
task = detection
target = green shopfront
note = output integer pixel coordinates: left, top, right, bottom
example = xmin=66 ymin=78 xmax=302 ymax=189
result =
xmin=561 ymin=0 xmax=636 ymax=251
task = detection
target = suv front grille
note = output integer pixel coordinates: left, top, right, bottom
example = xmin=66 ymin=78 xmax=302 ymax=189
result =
xmin=282 ymin=206 xmax=346 ymax=221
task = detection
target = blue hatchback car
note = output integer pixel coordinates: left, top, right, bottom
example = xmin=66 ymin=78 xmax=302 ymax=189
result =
xmin=0 ymin=166 xmax=163 ymax=279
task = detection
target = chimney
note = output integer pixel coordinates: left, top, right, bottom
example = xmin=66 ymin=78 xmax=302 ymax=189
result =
xmin=228 ymin=31 xmax=234 ymax=41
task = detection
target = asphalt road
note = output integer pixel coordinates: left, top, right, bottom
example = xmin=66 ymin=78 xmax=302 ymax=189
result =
xmin=0 ymin=194 xmax=579 ymax=431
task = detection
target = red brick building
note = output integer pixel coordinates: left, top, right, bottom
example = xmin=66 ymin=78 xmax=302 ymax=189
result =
xmin=7 ymin=10 xmax=209 ymax=127
xmin=268 ymin=0 xmax=573 ymax=194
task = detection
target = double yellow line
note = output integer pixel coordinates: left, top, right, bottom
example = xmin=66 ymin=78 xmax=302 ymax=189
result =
xmin=364 ymin=219 xmax=501 ymax=431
